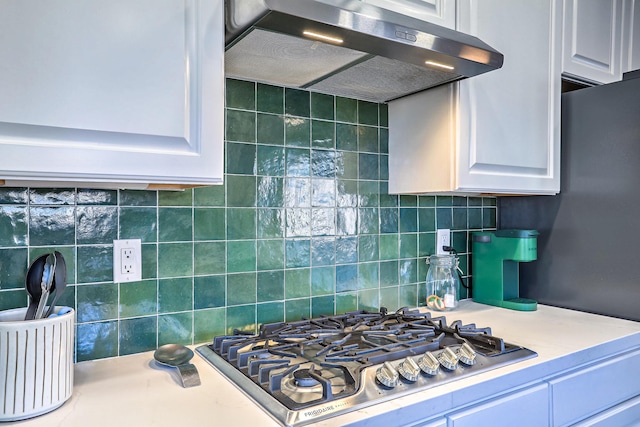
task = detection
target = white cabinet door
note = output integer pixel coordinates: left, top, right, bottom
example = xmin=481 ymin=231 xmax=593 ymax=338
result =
xmin=388 ymin=0 xmax=560 ymax=195
xmin=623 ymin=0 xmax=640 ymax=72
xmin=361 ymin=0 xmax=456 ymax=29
xmin=562 ymin=0 xmax=624 ymax=84
xmin=0 ymin=0 xmax=224 ymax=188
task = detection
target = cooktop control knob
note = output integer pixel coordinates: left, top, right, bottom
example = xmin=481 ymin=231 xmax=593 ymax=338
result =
xmin=438 ymin=347 xmax=459 ymax=370
xmin=376 ymin=361 xmax=399 ymax=388
xmin=457 ymin=342 xmax=477 ymax=366
xmin=418 ymin=351 xmax=440 ymax=376
xmin=397 ymin=357 xmax=420 ymax=382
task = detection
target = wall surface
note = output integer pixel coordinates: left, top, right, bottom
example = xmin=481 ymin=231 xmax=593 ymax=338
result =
xmin=0 ymin=79 xmax=496 ymax=361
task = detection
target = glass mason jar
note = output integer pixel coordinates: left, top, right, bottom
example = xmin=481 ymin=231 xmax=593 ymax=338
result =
xmin=425 ymin=254 xmax=461 ymax=311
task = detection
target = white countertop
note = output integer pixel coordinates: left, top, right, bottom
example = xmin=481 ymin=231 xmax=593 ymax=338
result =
xmin=6 ymin=302 xmax=640 ymax=427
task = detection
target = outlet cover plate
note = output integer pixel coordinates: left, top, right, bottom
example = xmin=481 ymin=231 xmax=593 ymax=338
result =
xmin=113 ymin=239 xmax=142 ymax=283
xmin=436 ymin=229 xmax=450 ymax=255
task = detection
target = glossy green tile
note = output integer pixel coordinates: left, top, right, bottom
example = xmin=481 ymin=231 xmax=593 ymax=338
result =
xmin=400 ymin=195 xmax=418 ymax=207
xmin=468 ymin=208 xmax=483 ymax=229
xmin=380 ymin=154 xmax=389 ymax=180
xmin=468 ymin=197 xmax=483 ymax=207
xmin=77 ymin=189 xmax=117 ymax=205
xmin=257 ymin=146 xmax=285 ymax=176
xmin=257 ymin=270 xmax=284 ymax=302
xmin=311 ymin=120 xmax=335 ymax=149
xmin=311 ymin=295 xmax=335 ymax=317
xmin=380 ymin=287 xmax=399 ymax=311
xmin=418 ymin=208 xmax=436 ymax=232
xmin=358 ymin=206 xmax=379 ymax=233
xmin=227 ymin=240 xmax=256 ymax=273
xmin=226 ymin=79 xmax=255 ymax=110
xmin=285 ymin=208 xmax=311 ymax=237
xmin=257 ymin=83 xmax=284 ymax=114
xmin=194 ymin=275 xmax=226 ymax=309
xmin=285 ymin=116 xmax=310 ymax=147
xmin=380 ymin=260 xmax=399 ymax=287
xmin=358 ymin=100 xmax=378 ymax=125
xmin=77 ymin=206 xmax=118 ymax=244
xmin=194 ymin=241 xmax=226 ymax=275
xmin=336 ymin=292 xmax=357 ymax=313
xmin=419 ymin=232 xmax=436 ymax=257
xmin=119 ymin=317 xmax=157 ymax=356
xmin=226 ymin=304 xmax=256 ymax=334
xmin=0 ymin=248 xmax=27 ymax=289
xmin=311 ymin=266 xmax=334 ymax=296
xmin=159 ymin=208 xmax=192 ymax=242
xmin=285 ymin=268 xmax=310 ymax=298
xmin=400 ymin=208 xmax=418 ymax=233
xmin=400 ymin=233 xmax=418 ymax=258
xmin=142 ymin=244 xmax=157 ymax=280
xmin=29 ymin=188 xmax=75 ymax=205
xmin=285 ymin=298 xmax=310 ymax=321
xmin=379 ymin=234 xmax=398 ymax=261
xmin=29 ymin=206 xmax=74 ymax=246
xmin=380 ymin=104 xmax=388 ymax=127
xmin=119 ymin=190 xmax=157 ymax=206
xmin=311 ymin=237 xmax=335 ymax=266
xmin=158 ymin=242 xmax=193 ymax=278
xmin=336 ymin=208 xmax=358 ymax=236
xmin=194 ymin=208 xmax=225 ymax=241
xmin=453 ymin=207 xmax=468 ymax=230
xmin=358 ymin=126 xmax=378 ymax=153
xmin=358 ymin=181 xmax=378 ymax=207
xmin=285 ymin=178 xmax=311 ymax=208
xmin=311 ymin=149 xmax=336 ymax=178
xmin=159 ymin=190 xmax=192 ymax=207
xmin=257 ymin=239 xmax=285 ymax=270
xmin=285 ymin=238 xmax=310 ymax=268
xmin=483 ymin=207 xmax=497 ymax=228
xmin=119 ymin=279 xmax=157 ymax=318
xmin=400 ymin=284 xmax=418 ymax=308
xmin=358 ymin=262 xmax=378 ymax=290
xmin=336 ymin=97 xmax=357 ymax=123
xmin=286 ymin=148 xmax=311 ymax=177
xmin=227 ymin=142 xmax=257 ymax=175
xmin=358 ymin=235 xmax=379 ymax=262
xmin=77 ymin=246 xmax=112 ymax=283
xmin=119 ymin=207 xmax=158 ymax=242
xmin=452 ymin=231 xmax=468 ymax=254
xmin=336 ymin=179 xmax=358 ymax=207
xmin=380 ymin=208 xmax=399 ymax=234
xmin=336 ymin=151 xmax=358 ymax=180
xmin=311 ymin=92 xmax=334 ymax=120
xmin=226 ymin=208 xmax=256 ymax=240
xmin=0 ymin=289 xmax=27 ymax=311
xmin=226 ymin=109 xmax=256 ymax=143
xmin=358 ymin=289 xmax=379 ymax=311
xmin=335 ymin=237 xmax=357 ymax=264
xmin=227 ymin=272 xmax=256 ymax=306
xmin=311 ymin=179 xmax=335 ymax=207
xmin=419 ymin=195 xmax=436 ymax=207
xmin=399 ymin=259 xmax=418 ymax=285
xmin=0 ymin=206 xmax=27 ymax=246
xmin=257 ymin=208 xmax=284 ymax=238
xmin=285 ymin=88 xmax=310 ymax=117
xmin=336 ymin=264 xmax=357 ymax=292
xmin=483 ymin=197 xmax=497 ymax=206
xmin=158 ymin=312 xmax=193 ymax=346
xmin=311 ymin=208 xmax=335 ymax=237
xmin=158 ymin=277 xmax=193 ymax=313
xmin=358 ymin=153 xmax=379 ymax=180
xmin=257 ymin=177 xmax=284 ymax=207
xmin=77 ymin=283 xmax=118 ymax=322
xmin=76 ymin=321 xmax=118 ymax=362
xmin=194 ymin=185 xmax=225 ymax=207
xmin=0 ymin=188 xmax=28 ymax=204
xmin=437 ymin=207 xmax=453 ymax=229
xmin=226 ymin=175 xmax=256 ymax=207
xmin=336 ymin=123 xmax=357 ymax=151
xmin=194 ymin=307 xmax=226 ymax=343
xmin=257 ymin=113 xmax=284 ymax=146
xmin=258 ymin=301 xmax=284 ymax=324
xmin=379 ymin=183 xmax=398 ymax=208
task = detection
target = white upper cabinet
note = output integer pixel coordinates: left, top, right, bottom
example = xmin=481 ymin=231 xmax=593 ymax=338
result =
xmin=624 ymin=0 xmax=640 ymax=72
xmin=360 ymin=0 xmax=456 ymax=29
xmin=0 ymin=0 xmax=224 ymax=188
xmin=389 ymin=0 xmax=561 ymax=195
xmin=561 ymin=0 xmax=625 ymax=84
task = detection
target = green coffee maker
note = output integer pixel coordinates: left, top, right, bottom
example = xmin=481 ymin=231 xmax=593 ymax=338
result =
xmin=471 ymin=230 xmax=539 ymax=311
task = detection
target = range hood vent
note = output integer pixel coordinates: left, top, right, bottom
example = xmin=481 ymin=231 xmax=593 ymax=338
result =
xmin=225 ymin=0 xmax=504 ymax=103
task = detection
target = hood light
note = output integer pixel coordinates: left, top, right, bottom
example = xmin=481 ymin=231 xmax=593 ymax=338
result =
xmin=303 ymin=30 xmax=344 ymax=44
xmin=425 ymin=60 xmax=454 ymax=70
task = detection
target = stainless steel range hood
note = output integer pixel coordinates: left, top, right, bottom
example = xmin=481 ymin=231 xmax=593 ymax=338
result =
xmin=225 ymin=0 xmax=504 ymax=103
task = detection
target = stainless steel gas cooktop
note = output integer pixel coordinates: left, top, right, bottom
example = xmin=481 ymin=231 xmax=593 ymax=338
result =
xmin=196 ymin=308 xmax=536 ymax=426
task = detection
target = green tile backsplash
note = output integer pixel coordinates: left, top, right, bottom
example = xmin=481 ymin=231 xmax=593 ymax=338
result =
xmin=0 ymin=79 xmax=497 ymax=362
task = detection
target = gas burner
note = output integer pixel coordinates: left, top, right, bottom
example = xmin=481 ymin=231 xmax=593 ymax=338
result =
xmin=197 ymin=308 xmax=537 ymax=427
xmin=293 ymin=368 xmax=321 ymax=388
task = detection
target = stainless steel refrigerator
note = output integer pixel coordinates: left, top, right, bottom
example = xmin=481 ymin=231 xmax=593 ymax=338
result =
xmin=499 ymin=71 xmax=640 ymax=322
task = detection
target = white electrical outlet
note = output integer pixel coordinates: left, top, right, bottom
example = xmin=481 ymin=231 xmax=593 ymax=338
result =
xmin=113 ymin=239 xmax=142 ymax=283
xmin=436 ymin=229 xmax=450 ymax=255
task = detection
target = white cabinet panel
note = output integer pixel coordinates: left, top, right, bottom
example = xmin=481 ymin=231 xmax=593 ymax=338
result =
xmin=0 ymin=0 xmax=224 ymax=187
xmin=360 ymin=0 xmax=456 ymax=29
xmin=389 ymin=0 xmax=560 ymax=195
xmin=625 ymin=0 xmax=640 ymax=72
xmin=562 ymin=0 xmax=624 ymax=84
xmin=447 ymin=384 xmax=549 ymax=427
